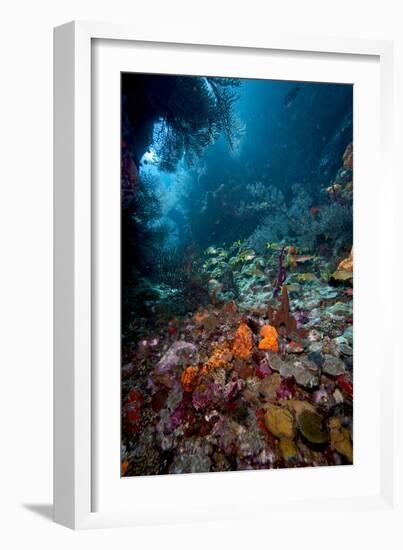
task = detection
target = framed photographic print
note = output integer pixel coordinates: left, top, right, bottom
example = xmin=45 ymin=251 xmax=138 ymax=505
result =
xmin=54 ymin=21 xmax=396 ymax=529
xmin=119 ymin=73 xmax=355 ymax=476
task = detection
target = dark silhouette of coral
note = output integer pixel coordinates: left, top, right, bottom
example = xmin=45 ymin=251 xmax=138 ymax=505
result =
xmin=122 ymin=74 xmax=243 ymax=171
xmin=154 ymin=246 xmax=209 ymax=312
xmin=273 ymin=247 xmax=287 ymax=298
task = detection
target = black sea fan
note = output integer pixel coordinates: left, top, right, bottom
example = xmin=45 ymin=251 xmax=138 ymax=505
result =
xmin=153 ymin=245 xmax=210 ymax=311
xmin=122 ymin=74 xmax=243 ymax=172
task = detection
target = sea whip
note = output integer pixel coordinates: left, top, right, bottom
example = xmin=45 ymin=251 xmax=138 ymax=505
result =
xmin=273 ymin=247 xmax=287 ymax=299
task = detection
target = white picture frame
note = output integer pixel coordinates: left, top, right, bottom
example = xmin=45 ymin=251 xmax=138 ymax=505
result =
xmin=54 ymin=20 xmax=396 ymax=530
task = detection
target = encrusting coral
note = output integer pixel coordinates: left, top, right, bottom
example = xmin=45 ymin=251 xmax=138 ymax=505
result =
xmin=264 ymin=404 xmax=296 ymax=440
xmin=181 ymin=366 xmax=200 ymax=392
xmin=180 ymin=341 xmax=234 ymax=392
xmin=202 ymin=341 xmax=233 ymax=373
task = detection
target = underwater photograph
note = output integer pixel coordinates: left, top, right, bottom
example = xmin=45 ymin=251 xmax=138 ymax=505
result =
xmin=121 ymin=73 xmax=353 ymax=476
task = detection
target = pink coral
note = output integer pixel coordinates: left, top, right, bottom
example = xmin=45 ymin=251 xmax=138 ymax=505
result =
xmin=276 ymin=378 xmax=296 ymax=400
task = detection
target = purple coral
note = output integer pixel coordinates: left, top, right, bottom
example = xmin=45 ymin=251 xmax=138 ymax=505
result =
xmin=276 ymin=378 xmax=296 ymax=400
xmin=224 ymin=372 xmax=244 ymax=402
xmin=273 ymin=247 xmax=287 ymax=298
xmin=192 ymin=387 xmax=213 ymax=411
xmin=192 ymin=381 xmax=219 ymax=410
xmin=168 ymin=396 xmax=194 ymax=431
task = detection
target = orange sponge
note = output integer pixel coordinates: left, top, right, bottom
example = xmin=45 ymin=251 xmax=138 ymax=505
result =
xmin=181 ymin=366 xmax=200 ymax=392
xmin=258 ymin=324 xmax=279 ymax=352
xmin=232 ymin=323 xmax=254 ymax=359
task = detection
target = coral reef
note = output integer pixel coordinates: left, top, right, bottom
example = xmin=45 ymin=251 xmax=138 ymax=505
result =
xmin=122 ymin=218 xmax=353 ymax=474
xmin=121 ymin=77 xmax=353 ymax=477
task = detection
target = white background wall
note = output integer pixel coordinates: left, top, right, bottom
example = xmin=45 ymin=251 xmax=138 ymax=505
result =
xmin=0 ymin=0 xmax=401 ymax=548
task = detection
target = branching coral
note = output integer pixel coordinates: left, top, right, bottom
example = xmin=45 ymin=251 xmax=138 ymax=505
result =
xmin=206 ymin=77 xmax=245 ymax=151
xmin=122 ymin=172 xmax=164 ymax=278
xmin=121 ymin=171 xmax=170 ymax=330
xmin=245 ymin=181 xmax=352 ymax=257
xmin=234 ymin=182 xmax=276 ymax=222
xmin=153 ymin=245 xmax=210 ymax=312
xmin=201 ymin=341 xmax=233 ymax=374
